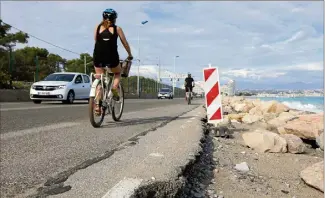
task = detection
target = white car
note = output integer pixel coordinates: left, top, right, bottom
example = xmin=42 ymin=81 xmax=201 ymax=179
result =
xmin=157 ymin=88 xmax=173 ymax=99
xmin=30 ymin=72 xmax=91 ymax=104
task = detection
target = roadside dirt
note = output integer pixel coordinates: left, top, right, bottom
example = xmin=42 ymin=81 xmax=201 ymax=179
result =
xmin=208 ymin=123 xmax=324 ymax=198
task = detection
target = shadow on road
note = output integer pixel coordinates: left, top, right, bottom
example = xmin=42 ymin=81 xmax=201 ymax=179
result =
xmin=103 ymin=116 xmax=193 ymax=128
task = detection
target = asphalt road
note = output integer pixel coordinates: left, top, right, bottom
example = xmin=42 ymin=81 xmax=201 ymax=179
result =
xmin=0 ymin=98 xmax=203 ymax=197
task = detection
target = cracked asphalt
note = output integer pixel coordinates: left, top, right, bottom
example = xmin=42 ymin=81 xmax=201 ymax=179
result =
xmin=0 ymin=99 xmax=203 ymax=198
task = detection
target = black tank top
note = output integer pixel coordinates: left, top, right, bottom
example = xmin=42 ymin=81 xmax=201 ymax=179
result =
xmin=94 ymin=24 xmax=119 ymax=58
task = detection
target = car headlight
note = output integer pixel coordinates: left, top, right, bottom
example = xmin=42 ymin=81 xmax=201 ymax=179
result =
xmin=57 ymin=85 xmax=66 ymax=89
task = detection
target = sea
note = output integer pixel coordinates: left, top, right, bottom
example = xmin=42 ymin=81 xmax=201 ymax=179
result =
xmin=247 ymin=96 xmax=324 ymax=113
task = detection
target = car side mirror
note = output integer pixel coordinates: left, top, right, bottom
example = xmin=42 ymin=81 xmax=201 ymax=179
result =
xmin=75 ymin=80 xmax=81 ymax=84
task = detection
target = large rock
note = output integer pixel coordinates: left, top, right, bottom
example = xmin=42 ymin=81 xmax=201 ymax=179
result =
xmin=249 ymin=106 xmax=264 ymax=116
xmin=281 ymin=134 xmax=306 ymax=154
xmin=262 ymin=113 xmax=277 ymax=123
xmin=242 ymin=114 xmax=262 ymax=124
xmin=259 ymin=100 xmax=289 ymax=114
xmin=234 ymin=103 xmax=246 ymax=112
xmin=280 ymin=113 xmax=324 ymax=140
xmin=242 ymin=130 xmax=287 ymax=153
xmin=227 ymin=113 xmax=247 ymax=122
xmin=223 ymin=105 xmax=233 ymax=114
xmin=269 ymin=102 xmax=290 ymax=114
xmin=316 ymin=132 xmax=324 ymax=151
xmin=251 ymin=99 xmax=262 ymax=107
xmin=242 ymin=102 xmax=255 ymax=113
xmin=267 ymin=112 xmax=297 ymax=128
xmin=300 ymin=161 xmax=324 ymax=192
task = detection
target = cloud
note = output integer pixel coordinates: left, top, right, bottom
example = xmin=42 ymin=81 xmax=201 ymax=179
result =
xmin=1 ymin=1 xmax=323 ymax=89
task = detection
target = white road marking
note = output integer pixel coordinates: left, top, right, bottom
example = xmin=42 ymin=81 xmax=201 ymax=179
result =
xmin=0 ymin=104 xmax=88 ymax=112
xmin=186 ymin=120 xmax=192 ymax=123
xmin=102 ymin=178 xmax=143 ymax=198
xmin=149 ymin=153 xmax=164 ymax=157
xmin=190 ymin=117 xmax=196 ymax=120
xmin=0 ymin=122 xmax=80 ymax=140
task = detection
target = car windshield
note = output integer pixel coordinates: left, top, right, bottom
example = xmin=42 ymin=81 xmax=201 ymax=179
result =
xmin=43 ymin=74 xmax=75 ymax=82
xmin=160 ymin=88 xmax=170 ymax=92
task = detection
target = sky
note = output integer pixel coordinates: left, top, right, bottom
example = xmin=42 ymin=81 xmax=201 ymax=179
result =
xmin=1 ymin=1 xmax=324 ymax=90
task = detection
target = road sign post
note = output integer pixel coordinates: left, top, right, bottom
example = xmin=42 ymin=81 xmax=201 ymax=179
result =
xmin=203 ymin=66 xmax=223 ymax=126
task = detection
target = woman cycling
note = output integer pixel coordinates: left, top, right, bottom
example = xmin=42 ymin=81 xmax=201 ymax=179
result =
xmin=93 ymin=8 xmax=133 ymax=114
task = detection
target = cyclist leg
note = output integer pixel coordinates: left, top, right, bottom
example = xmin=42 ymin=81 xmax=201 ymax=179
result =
xmin=94 ymin=64 xmax=105 ymax=114
xmin=190 ymin=86 xmax=193 ymax=98
xmin=109 ymin=61 xmax=122 ymax=101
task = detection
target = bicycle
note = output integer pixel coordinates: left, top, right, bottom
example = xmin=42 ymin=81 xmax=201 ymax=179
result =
xmin=185 ymin=86 xmax=193 ymax=105
xmin=88 ymin=59 xmax=132 ymax=128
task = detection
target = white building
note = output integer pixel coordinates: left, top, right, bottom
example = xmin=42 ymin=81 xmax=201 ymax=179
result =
xmin=221 ymin=79 xmax=236 ymax=96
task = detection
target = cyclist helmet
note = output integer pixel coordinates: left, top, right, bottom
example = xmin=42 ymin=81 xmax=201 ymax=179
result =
xmin=188 ymin=72 xmax=191 ymax=77
xmin=102 ymin=8 xmax=118 ymax=21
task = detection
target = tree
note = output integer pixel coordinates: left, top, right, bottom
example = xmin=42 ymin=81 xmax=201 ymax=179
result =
xmin=65 ymin=53 xmax=93 ymax=74
xmin=0 ymin=19 xmax=29 ymax=87
xmin=0 ymin=19 xmax=29 ymax=49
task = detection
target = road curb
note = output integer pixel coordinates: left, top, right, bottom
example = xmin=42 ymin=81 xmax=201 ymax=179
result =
xmin=130 ymin=105 xmax=208 ymax=197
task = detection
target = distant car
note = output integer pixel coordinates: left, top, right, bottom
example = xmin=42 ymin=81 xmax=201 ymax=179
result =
xmin=30 ymin=72 xmax=91 ymax=104
xmin=157 ymin=88 xmax=173 ymax=99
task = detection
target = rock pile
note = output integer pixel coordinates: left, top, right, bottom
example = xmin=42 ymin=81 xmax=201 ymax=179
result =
xmin=220 ymin=96 xmax=324 ymax=193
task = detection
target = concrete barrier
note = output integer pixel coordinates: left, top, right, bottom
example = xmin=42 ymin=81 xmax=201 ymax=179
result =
xmin=0 ymin=89 xmax=31 ymax=102
xmin=0 ymin=89 xmax=184 ymax=102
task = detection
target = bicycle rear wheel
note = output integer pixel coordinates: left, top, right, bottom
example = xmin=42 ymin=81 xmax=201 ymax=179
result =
xmin=187 ymin=92 xmax=191 ymax=105
xmin=112 ymin=84 xmax=125 ymax=121
xmin=89 ymin=83 xmax=106 ymax=127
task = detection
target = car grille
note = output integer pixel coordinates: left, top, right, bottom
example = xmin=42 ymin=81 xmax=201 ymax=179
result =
xmin=32 ymin=95 xmax=59 ymax=98
xmin=34 ymin=86 xmax=57 ymax=91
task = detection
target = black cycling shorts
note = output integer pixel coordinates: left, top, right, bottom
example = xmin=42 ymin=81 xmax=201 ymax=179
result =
xmin=185 ymin=86 xmax=193 ymax=92
xmin=94 ymin=60 xmax=120 ymax=68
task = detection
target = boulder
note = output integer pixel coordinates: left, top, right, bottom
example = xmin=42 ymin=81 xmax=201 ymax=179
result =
xmin=251 ymin=99 xmax=262 ymax=107
xmin=242 ymin=129 xmax=287 ymax=153
xmin=223 ymin=105 xmax=233 ymax=114
xmin=316 ymin=132 xmax=324 ymax=151
xmin=260 ymin=100 xmax=278 ymax=113
xmin=281 ymin=134 xmax=306 ymax=154
xmin=249 ymin=106 xmax=264 ymax=116
xmin=300 ymin=161 xmax=324 ymax=192
xmin=268 ymin=102 xmax=290 ymax=114
xmin=280 ymin=113 xmax=324 ymax=140
xmin=234 ymin=103 xmax=246 ymax=112
xmin=242 ymin=102 xmax=255 ymax=113
xmin=263 ymin=113 xmax=277 ymax=123
xmin=267 ymin=112 xmax=297 ymax=128
xmin=242 ymin=114 xmax=263 ymax=124
xmin=226 ymin=113 xmax=247 ymax=122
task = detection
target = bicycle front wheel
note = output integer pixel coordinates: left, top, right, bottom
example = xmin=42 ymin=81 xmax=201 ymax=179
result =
xmin=112 ymin=84 xmax=125 ymax=121
xmin=89 ymin=83 xmax=106 ymax=128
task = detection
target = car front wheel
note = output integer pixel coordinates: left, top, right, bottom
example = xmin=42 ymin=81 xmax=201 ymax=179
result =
xmin=63 ymin=91 xmax=75 ymax=104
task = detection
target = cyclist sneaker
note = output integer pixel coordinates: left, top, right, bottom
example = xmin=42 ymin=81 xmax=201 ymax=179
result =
xmin=111 ymin=88 xmax=120 ymax=101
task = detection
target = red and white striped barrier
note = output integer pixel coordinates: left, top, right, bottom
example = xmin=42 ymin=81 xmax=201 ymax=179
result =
xmin=203 ymin=65 xmax=223 ymax=125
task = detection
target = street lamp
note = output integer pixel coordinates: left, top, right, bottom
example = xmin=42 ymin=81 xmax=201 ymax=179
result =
xmin=137 ymin=20 xmax=149 ymax=98
xmin=173 ymin=55 xmax=179 ymax=95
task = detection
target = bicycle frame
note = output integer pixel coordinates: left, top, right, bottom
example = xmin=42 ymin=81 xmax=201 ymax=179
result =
xmin=90 ymin=68 xmax=115 ymax=107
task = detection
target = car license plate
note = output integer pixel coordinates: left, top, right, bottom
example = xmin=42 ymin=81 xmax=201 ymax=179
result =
xmin=161 ymin=96 xmax=165 ymax=98
xmin=38 ymin=91 xmax=50 ymax=95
